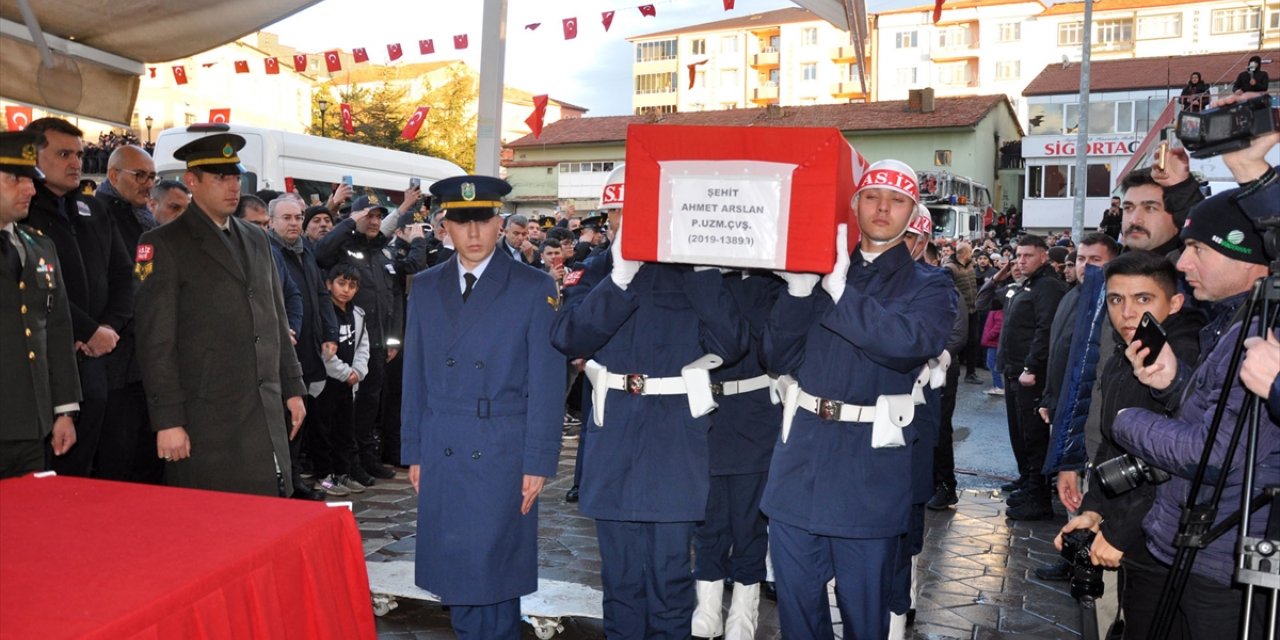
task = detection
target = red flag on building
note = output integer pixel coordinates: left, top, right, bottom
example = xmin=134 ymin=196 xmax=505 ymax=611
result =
xmin=602 ymin=11 xmax=615 ymax=31
xmin=234 ymin=60 xmax=250 ymax=74
xmin=639 ymin=5 xmax=656 ymax=17
xmin=293 ymin=54 xmax=308 ymax=72
xmin=524 ymin=95 xmax=549 ymax=139
xmin=724 ymin=0 xmax=735 ymax=9
xmin=209 ymin=108 xmax=231 ymax=124
xmin=687 ymin=59 xmax=708 ymax=89
xmin=419 ymin=39 xmax=435 ymax=55
xmin=387 ymin=43 xmax=403 ymax=61
xmin=453 ymin=34 xmax=468 ymax=49
xmin=264 ymin=57 xmax=280 ymax=74
xmin=324 ymin=50 xmax=342 ymax=72
xmin=172 ymin=65 xmax=188 ymax=85
xmin=147 ymin=66 xmax=156 ymax=78
xmin=401 ymin=106 xmax=429 ymax=140
xmin=933 ymin=0 xmax=945 ymax=23
xmin=5 ymin=106 xmax=32 ymax=130
xmin=340 ymin=103 xmax=354 ymax=134
xmin=563 ymin=17 xmax=578 ymax=40
xmin=353 ymin=47 xmax=369 ymax=63
xmin=525 ymin=23 xmax=541 ymax=31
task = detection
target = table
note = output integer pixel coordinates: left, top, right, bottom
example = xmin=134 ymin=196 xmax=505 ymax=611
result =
xmin=0 ymin=475 xmax=376 ymax=639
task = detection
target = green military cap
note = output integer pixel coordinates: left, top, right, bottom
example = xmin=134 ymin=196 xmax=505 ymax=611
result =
xmin=0 ymin=131 xmax=44 ymax=180
xmin=173 ymin=133 xmax=247 ymax=175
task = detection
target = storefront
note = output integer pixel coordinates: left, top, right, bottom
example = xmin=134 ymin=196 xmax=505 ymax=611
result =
xmin=1020 ymin=132 xmax=1141 ymax=232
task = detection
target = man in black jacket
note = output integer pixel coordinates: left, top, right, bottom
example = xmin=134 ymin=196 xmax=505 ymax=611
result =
xmin=379 ymin=209 xmax=431 ymax=465
xmin=24 ymin=118 xmax=134 ymax=477
xmin=268 ymin=195 xmax=339 ymax=499
xmin=994 ymin=234 xmax=1069 ymax=520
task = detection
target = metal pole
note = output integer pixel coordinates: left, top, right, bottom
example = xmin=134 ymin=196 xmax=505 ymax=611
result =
xmin=1070 ymin=0 xmax=1093 ymax=243
xmin=474 ymin=0 xmax=509 ymax=176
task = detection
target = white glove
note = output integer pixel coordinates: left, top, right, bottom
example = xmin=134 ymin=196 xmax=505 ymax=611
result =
xmin=774 ymin=271 xmax=820 ymax=297
xmin=821 ymin=223 xmax=850 ymax=305
xmin=610 ymin=224 xmax=642 ymax=290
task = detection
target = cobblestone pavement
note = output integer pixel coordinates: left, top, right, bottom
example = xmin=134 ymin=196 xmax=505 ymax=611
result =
xmin=361 ymin=381 xmax=1088 ymax=639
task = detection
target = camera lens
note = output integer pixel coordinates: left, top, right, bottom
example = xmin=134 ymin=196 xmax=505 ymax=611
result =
xmin=1096 ymin=455 xmax=1142 ymax=497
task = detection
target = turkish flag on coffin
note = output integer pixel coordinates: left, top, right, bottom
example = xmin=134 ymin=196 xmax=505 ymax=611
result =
xmin=340 ymin=103 xmax=355 ymax=134
xmin=264 ymin=57 xmax=280 ymax=74
xmin=563 ymin=17 xmax=578 ymax=40
xmin=620 ymin=124 xmax=859 ymax=273
xmin=387 ymin=43 xmax=403 ymax=61
xmin=353 ymin=48 xmax=369 ymax=63
xmin=324 ymin=50 xmax=342 ymax=72
xmin=294 ymin=54 xmax=308 ymax=72
xmin=5 ymin=106 xmax=32 ymax=130
xmin=401 ymin=107 xmax=429 ymax=140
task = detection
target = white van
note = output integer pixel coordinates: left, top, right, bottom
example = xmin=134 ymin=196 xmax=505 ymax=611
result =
xmin=152 ymin=123 xmax=465 ymax=207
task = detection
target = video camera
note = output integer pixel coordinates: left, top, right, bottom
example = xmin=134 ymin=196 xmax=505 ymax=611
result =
xmin=1095 ymin=454 xmax=1170 ymax=498
xmin=1176 ymin=95 xmax=1280 ymax=159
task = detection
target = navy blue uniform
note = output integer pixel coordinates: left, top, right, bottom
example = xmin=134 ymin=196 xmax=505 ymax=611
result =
xmin=558 ymin=250 xmax=612 ymax=493
xmin=551 ymin=263 xmax=747 ymax=640
xmin=763 ymin=243 xmax=956 ymax=640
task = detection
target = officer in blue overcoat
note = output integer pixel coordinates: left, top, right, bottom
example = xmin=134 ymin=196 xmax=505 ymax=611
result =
xmin=550 ymin=207 xmax=748 ymax=639
xmin=401 ymin=175 xmax=564 ymax=639
xmin=764 ymin=159 xmax=957 ymax=640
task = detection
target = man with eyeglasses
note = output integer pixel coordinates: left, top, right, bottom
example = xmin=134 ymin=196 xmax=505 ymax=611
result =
xmin=24 ymin=117 xmax=134 ymax=478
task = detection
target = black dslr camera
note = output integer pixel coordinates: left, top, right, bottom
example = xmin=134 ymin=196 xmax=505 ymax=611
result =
xmin=1060 ymin=529 xmax=1105 ymax=601
xmin=1095 ymin=453 xmax=1170 ymax=498
xmin=1176 ymin=95 xmax=1280 ymax=159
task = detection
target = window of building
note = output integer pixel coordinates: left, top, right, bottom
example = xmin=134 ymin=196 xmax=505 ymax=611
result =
xmin=559 ymin=162 xmax=616 ymax=173
xmin=688 ymin=103 xmax=704 ymax=112
xmin=1029 ymin=165 xmax=1070 ymax=199
xmin=1115 ymin=101 xmax=1134 ymax=133
xmin=801 ymin=28 xmax=818 ymax=46
xmin=935 ymin=150 xmax=952 ymax=166
xmin=995 ymin=60 xmax=1020 ymax=81
xmin=768 ymin=68 xmax=781 ymax=84
xmin=720 ymin=68 xmax=739 ymax=87
xmin=1088 ymin=102 xmax=1114 ymax=134
xmin=1084 ymin=164 xmax=1111 ymax=198
xmin=1271 ymin=6 xmax=1280 ymax=30
xmin=937 ymin=62 xmax=970 ymax=86
xmin=721 ymin=34 xmax=739 ymax=53
xmin=846 ymin=63 xmax=859 ymax=82
xmin=998 ymin=22 xmax=1021 ymax=42
xmin=1212 ymin=7 xmax=1261 ymax=33
xmin=802 ymin=63 xmax=818 ymax=81
xmin=1058 ymin=22 xmax=1083 ymax=46
xmin=720 ymin=102 xmax=738 ymax=110
xmin=937 ymin=26 xmax=970 ymax=49
xmin=691 ymin=38 xmax=706 ymax=55
xmin=633 ymin=105 xmax=676 ymax=115
xmin=693 ymin=69 xmax=706 ymax=88
xmin=895 ymin=31 xmax=918 ymax=48
xmin=184 ymin=112 xmax=196 ymax=126
xmin=1027 ymin=103 xmax=1061 ymax=135
xmin=1095 ymin=18 xmax=1134 ymax=45
xmin=635 ymin=39 xmax=678 ymax=62
xmin=768 ymin=35 xmax=781 ymax=51
xmin=634 ymin=71 xmax=678 ymax=94
xmin=1136 ymin=14 xmax=1181 ymax=39
xmin=896 ymin=66 xmax=918 ymax=85
xmin=1063 ymin=103 xmax=1080 ymax=134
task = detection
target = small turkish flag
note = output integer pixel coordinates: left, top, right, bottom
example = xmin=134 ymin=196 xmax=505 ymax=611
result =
xmin=324 ymin=50 xmax=342 ymax=72
xmin=687 ymin=59 xmax=708 ymax=89
xmin=563 ymin=17 xmax=578 ymax=40
xmin=294 ymin=54 xmax=308 ymax=72
xmin=525 ymin=23 xmax=540 ymax=31
xmin=724 ymin=0 xmax=735 ymax=9
xmin=453 ymin=34 xmax=468 ymax=49
xmin=419 ymin=39 xmax=435 ymax=55
xmin=933 ymin=0 xmax=945 ymax=23
xmin=234 ymin=60 xmax=249 ymax=74
xmin=6 ymin=106 xmax=32 ymax=131
xmin=639 ymin=4 xmax=656 ymax=17
xmin=209 ymin=108 xmax=231 ymax=124
xmin=401 ymin=106 xmax=429 ymax=140
xmin=387 ymin=43 xmax=403 ymax=61
xmin=340 ymin=103 xmax=354 ymax=134
xmin=525 ymin=94 xmax=549 ymax=139
xmin=172 ymin=65 xmax=187 ymax=85
xmin=353 ymin=47 xmax=369 ymax=63
xmin=602 ymin=11 xmax=615 ymax=31
xmin=147 ymin=66 xmax=156 ymax=78
xmin=264 ymin=57 xmax=280 ymax=74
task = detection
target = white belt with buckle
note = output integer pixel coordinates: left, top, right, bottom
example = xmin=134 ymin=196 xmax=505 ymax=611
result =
xmin=776 ymin=377 xmax=914 ymax=448
xmin=713 ymin=374 xmax=772 ymax=397
xmin=584 ymin=354 xmax=724 ymax=427
xmin=604 ymin=373 xmax=688 ymax=395
xmin=796 ymin=389 xmax=876 ymax=423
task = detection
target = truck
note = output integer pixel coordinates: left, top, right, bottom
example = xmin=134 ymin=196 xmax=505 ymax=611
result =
xmin=916 ymin=170 xmax=993 ymax=241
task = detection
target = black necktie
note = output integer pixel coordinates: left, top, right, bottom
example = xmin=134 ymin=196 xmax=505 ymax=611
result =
xmin=1 ymin=230 xmax=21 ymax=281
xmin=462 ymin=273 xmax=477 ymax=302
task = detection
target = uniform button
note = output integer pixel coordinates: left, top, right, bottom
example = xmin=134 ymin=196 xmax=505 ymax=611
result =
xmin=445 ymin=358 xmax=455 ymax=367
xmin=20 ymin=305 xmax=26 ymax=314
xmin=24 ymin=328 xmax=31 ymax=337
xmin=254 ymin=335 xmax=260 ymax=344
xmin=474 ymin=361 xmax=484 ymax=369
xmin=17 ymin=282 xmax=24 ymax=290
xmin=28 ymin=351 xmax=36 ymax=361
xmin=247 ymin=288 xmax=254 ymax=298
xmin=444 ymin=448 xmax=453 ymax=456
xmin=471 ymin=451 xmax=481 ymax=460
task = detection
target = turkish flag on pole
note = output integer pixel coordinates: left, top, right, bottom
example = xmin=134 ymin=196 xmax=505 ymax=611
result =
xmin=602 ymin=11 xmax=615 ymax=31
xmin=401 ymin=106 xmax=429 ymax=140
xmin=340 ymin=103 xmax=355 ymax=134
xmin=687 ymin=59 xmax=708 ymax=89
xmin=264 ymin=57 xmax=280 ymax=74
xmin=525 ymin=23 xmax=541 ymax=31
xmin=453 ymin=34 xmax=468 ymax=50
xmin=172 ymin=65 xmax=188 ymax=85
xmin=234 ymin=60 xmax=250 ymax=73
xmin=387 ymin=43 xmax=403 ymax=61
xmin=563 ymin=17 xmax=578 ymax=40
xmin=353 ymin=47 xmax=369 ymax=63
xmin=324 ymin=50 xmax=342 ymax=72
xmin=5 ymin=106 xmax=33 ymax=130
xmin=148 ymin=66 xmax=157 ymax=78
xmin=419 ymin=39 xmax=435 ymax=55
xmin=293 ymin=54 xmax=308 ymax=72
xmin=932 ymin=0 xmax=945 ymax=23
xmin=724 ymin=0 xmax=735 ymax=9
xmin=639 ymin=5 xmax=656 ymax=17
xmin=525 ymin=94 xmax=549 ymax=139
xmin=209 ymin=108 xmax=231 ymax=124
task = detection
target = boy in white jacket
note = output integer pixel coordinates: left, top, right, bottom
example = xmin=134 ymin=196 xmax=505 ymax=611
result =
xmin=311 ymin=263 xmax=370 ymax=496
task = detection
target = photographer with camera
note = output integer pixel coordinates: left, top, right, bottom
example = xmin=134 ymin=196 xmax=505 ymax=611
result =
xmin=1211 ymin=92 xmax=1279 ymax=225
xmin=1109 ymin=192 xmax=1280 ymax=639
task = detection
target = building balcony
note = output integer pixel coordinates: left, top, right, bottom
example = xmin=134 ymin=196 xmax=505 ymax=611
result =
xmin=751 ymin=83 xmax=779 ymax=103
xmin=930 ymin=47 xmax=979 ymax=62
xmin=831 ymin=45 xmax=858 ymax=61
xmin=830 ymin=81 xmax=866 ymax=98
xmin=751 ymin=49 xmax=779 ymax=68
xmin=1091 ymin=39 xmax=1135 ymax=54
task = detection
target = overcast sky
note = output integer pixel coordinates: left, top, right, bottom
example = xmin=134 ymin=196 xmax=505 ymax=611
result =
xmin=267 ymin=0 xmax=926 ymax=116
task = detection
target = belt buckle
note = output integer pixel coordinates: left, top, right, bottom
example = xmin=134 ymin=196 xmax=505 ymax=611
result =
xmin=817 ymin=398 xmax=842 ymax=421
xmin=625 ymin=374 xmax=647 ymax=395
xmin=710 ymin=382 xmax=724 ymax=396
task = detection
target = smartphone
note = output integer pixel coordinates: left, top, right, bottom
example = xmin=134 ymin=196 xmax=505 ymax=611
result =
xmin=342 ymin=175 xmax=354 ymax=187
xmin=1156 ymin=142 xmax=1169 ymax=172
xmin=309 ymin=194 xmax=321 ymax=205
xmin=1134 ymin=311 xmax=1168 ymax=367
xmin=409 ymin=177 xmax=421 ymax=190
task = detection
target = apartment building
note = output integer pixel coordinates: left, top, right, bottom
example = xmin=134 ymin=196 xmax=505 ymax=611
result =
xmin=1036 ymin=0 xmax=1280 ymax=61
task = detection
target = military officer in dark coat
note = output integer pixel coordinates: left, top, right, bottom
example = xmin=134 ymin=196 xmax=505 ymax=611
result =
xmin=401 ymin=175 xmax=563 ymax=639
xmin=0 ymin=131 xmax=81 ymax=478
xmin=133 ymin=133 xmax=306 ymax=497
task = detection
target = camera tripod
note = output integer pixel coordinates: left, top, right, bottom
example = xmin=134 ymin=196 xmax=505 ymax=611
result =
xmin=1148 ymin=220 xmax=1280 ymax=640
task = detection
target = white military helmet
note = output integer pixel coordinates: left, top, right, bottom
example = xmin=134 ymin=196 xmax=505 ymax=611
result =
xmin=599 ymin=163 xmax=625 ymax=211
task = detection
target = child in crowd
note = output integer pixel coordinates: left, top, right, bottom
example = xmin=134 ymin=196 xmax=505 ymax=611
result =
xmin=310 ymin=263 xmax=370 ymax=497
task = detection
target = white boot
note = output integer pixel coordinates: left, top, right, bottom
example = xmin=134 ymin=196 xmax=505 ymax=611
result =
xmin=692 ymin=579 xmax=725 ymax=638
xmin=888 ymin=611 xmax=908 ymax=640
xmin=723 ymin=582 xmax=760 ymax=640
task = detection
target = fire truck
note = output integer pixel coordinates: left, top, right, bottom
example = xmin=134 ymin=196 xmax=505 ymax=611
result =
xmin=916 ymin=170 xmax=994 ymax=241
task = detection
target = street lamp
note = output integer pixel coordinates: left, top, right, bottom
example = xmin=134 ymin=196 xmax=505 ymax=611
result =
xmin=317 ymin=98 xmax=329 ymax=138
xmin=144 ymin=116 xmax=153 ymax=145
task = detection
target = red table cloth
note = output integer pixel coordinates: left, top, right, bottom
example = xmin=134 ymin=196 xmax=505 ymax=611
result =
xmin=0 ymin=475 xmax=375 ymax=639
